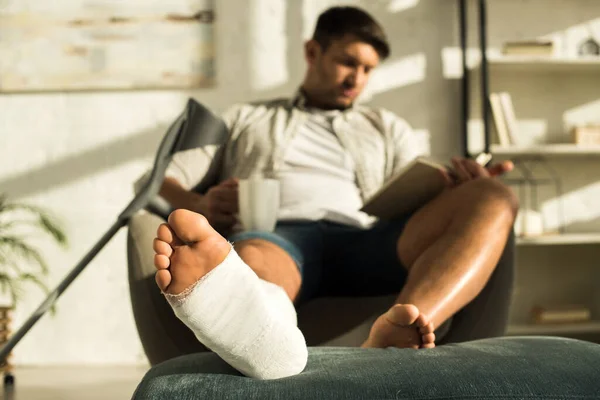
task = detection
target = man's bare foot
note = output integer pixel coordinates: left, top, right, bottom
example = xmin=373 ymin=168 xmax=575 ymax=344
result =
xmin=153 ymin=209 xmax=232 ymax=294
xmin=362 ymin=304 xmax=436 ymax=349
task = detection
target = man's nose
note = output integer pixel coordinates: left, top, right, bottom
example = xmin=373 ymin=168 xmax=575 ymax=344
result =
xmin=345 ymin=71 xmax=357 ymax=87
xmin=351 ymin=67 xmax=367 ymax=88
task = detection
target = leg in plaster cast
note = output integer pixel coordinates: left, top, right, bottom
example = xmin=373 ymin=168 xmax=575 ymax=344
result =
xmin=232 ymin=238 xmax=303 ymax=327
xmin=153 ymin=209 xmax=307 ymax=379
xmin=363 ymin=178 xmax=518 ymax=350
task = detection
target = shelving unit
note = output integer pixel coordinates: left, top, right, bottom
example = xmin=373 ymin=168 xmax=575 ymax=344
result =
xmin=462 ymin=0 xmax=600 ymax=340
xmin=492 ymin=144 xmax=600 ymax=156
xmin=508 ymin=321 xmax=600 ymax=336
xmin=476 ymin=55 xmax=600 ymax=73
xmin=517 ymin=233 xmax=600 ymax=246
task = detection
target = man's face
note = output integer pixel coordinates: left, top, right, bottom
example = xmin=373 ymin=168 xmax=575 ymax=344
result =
xmin=305 ymin=34 xmax=380 ymax=109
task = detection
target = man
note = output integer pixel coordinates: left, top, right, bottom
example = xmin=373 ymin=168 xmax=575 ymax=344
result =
xmin=151 ymin=6 xmax=517 ymax=380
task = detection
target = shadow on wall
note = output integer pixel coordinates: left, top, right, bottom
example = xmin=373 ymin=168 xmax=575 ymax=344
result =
xmin=359 ymin=0 xmax=461 ymax=157
xmin=3 ymin=0 xmax=461 ymax=198
xmin=482 ymin=0 xmax=600 ymax=49
xmin=564 ymin=216 xmax=600 ymax=233
xmin=466 ymin=0 xmax=600 ymax=147
xmin=0 ymin=124 xmax=168 ymax=198
xmin=8 ymin=0 xmax=597 ymax=198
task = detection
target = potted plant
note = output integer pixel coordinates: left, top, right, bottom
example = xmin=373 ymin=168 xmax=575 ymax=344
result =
xmin=0 ymin=194 xmax=67 ymax=375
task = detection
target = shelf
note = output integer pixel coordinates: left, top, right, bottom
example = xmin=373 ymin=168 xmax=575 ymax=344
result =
xmin=475 ymin=55 xmax=600 ymax=73
xmin=508 ymin=321 xmax=600 ymax=336
xmin=517 ymin=233 xmax=600 ymax=246
xmin=491 ymin=144 xmax=600 ymax=156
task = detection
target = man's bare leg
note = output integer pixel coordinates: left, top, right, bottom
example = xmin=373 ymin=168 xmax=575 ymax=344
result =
xmin=234 ymin=239 xmax=302 ymax=302
xmin=363 ymin=178 xmax=518 ymax=349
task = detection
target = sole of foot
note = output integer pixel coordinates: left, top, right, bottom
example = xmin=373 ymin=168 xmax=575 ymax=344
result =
xmin=153 ymin=209 xmax=231 ymax=295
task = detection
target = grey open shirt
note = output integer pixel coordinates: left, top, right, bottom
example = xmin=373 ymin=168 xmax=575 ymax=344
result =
xmin=137 ymin=93 xmax=428 ymax=204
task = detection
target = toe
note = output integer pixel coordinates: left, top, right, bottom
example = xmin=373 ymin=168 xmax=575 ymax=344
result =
xmin=157 ymin=223 xmax=183 ymax=246
xmin=421 ymin=333 xmax=435 ymax=344
xmin=386 ymin=304 xmax=420 ymax=327
xmin=168 ymin=209 xmax=217 ymax=243
xmin=154 ymin=254 xmax=170 ymax=269
xmin=418 ymin=323 xmax=435 ymax=335
xmin=155 ymin=270 xmax=172 ymax=292
xmin=421 ymin=342 xmax=436 ymax=349
xmin=417 ymin=317 xmax=435 ymax=335
xmin=153 ymin=238 xmax=173 ymax=257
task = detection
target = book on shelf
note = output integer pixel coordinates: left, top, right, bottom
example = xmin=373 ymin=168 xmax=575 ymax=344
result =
xmin=503 ymin=39 xmax=555 ymax=56
xmin=531 ymin=305 xmax=592 ymax=324
xmin=572 ymin=125 xmax=600 ymax=145
xmin=489 ymin=93 xmax=510 ymax=146
xmin=489 ymin=92 xmax=519 ymax=146
xmin=498 ymin=92 xmax=519 ymax=144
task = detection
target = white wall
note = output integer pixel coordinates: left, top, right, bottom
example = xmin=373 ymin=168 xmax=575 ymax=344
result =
xmin=466 ymin=0 xmax=600 ymax=234
xmin=0 ymin=0 xmax=598 ymax=365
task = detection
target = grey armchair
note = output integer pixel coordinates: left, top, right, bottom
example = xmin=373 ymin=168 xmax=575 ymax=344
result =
xmin=127 ymin=101 xmax=600 ymax=400
xmin=127 ymin=186 xmax=515 ymax=365
xmin=126 ymin=97 xmax=515 ymax=366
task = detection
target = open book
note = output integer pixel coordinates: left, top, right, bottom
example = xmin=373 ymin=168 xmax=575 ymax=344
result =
xmin=360 ymin=157 xmax=448 ymax=219
xmin=361 ymin=154 xmax=492 ymax=219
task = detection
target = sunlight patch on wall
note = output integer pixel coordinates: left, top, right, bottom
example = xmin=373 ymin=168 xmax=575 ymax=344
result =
xmin=360 ymin=52 xmax=426 ymax=101
xmin=387 ymin=0 xmax=420 ymax=13
xmin=541 ymin=181 xmax=600 ymax=232
xmin=250 ymin=0 xmax=288 ymax=90
xmin=564 ymin=99 xmax=600 ymax=131
xmin=441 ymin=46 xmax=488 ymax=79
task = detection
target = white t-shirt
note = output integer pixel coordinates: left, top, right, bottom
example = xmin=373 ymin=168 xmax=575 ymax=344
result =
xmin=275 ymin=109 xmax=376 ymax=229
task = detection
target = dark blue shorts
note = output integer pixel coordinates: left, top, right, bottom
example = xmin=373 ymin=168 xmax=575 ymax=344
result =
xmin=228 ymin=218 xmax=410 ymax=304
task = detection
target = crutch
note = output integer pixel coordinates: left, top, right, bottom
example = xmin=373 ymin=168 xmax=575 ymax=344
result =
xmin=0 ymin=98 xmax=228 ymax=386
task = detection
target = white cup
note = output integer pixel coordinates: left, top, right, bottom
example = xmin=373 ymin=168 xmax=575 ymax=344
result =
xmin=238 ymin=176 xmax=280 ymax=232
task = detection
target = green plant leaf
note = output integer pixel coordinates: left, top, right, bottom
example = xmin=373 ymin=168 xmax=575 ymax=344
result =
xmin=19 ymin=273 xmax=50 ymax=294
xmin=0 ymin=220 xmax=18 ymax=233
xmin=1 ymin=199 xmax=68 ymax=248
xmin=0 ymin=235 xmax=49 ymax=275
xmin=1 ymin=259 xmax=25 ymax=277
xmin=0 ymin=194 xmax=64 ymax=314
xmin=0 ymin=273 xmax=10 ymax=297
xmin=0 ymin=272 xmax=21 ymax=307
xmin=38 ymin=214 xmax=68 ymax=247
xmin=18 ymin=273 xmax=56 ymax=315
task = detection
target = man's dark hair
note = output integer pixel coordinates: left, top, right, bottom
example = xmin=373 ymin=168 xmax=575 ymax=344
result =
xmin=312 ymin=6 xmax=390 ymax=60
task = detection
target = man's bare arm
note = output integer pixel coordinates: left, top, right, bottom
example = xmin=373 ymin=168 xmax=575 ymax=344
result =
xmin=159 ymin=177 xmax=239 ymax=235
xmin=159 ymin=177 xmax=207 ymax=215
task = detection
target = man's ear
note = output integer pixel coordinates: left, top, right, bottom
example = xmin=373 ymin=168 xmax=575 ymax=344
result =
xmin=304 ymin=39 xmax=320 ymax=66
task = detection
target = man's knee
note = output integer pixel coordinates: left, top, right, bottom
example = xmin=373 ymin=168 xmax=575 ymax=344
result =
xmin=234 ymin=239 xmax=298 ymax=276
xmin=462 ymin=178 xmax=519 ymax=220
xmin=235 ymin=239 xmax=301 ymax=301
xmin=235 ymin=240 xmax=269 ymax=269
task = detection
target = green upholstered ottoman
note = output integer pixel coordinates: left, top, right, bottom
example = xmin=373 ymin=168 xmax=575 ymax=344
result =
xmin=132 ymin=336 xmax=600 ymax=399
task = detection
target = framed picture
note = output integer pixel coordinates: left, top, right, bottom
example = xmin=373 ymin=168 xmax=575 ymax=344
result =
xmin=0 ymin=0 xmax=215 ymax=92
